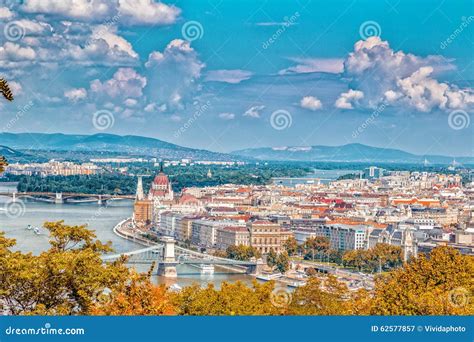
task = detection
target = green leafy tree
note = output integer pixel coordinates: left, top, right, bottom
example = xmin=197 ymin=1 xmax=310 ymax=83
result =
xmin=266 ymin=248 xmax=278 ymax=267
xmin=275 ymin=252 xmax=290 ymax=273
xmin=283 ymin=236 xmax=299 ymax=256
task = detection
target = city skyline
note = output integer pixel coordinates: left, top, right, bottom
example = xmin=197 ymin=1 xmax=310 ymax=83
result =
xmin=0 ymin=0 xmax=473 ymax=157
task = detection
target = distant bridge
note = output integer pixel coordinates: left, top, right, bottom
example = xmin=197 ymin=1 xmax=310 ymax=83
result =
xmin=102 ymin=237 xmax=263 ymax=277
xmin=0 ymin=191 xmax=134 ymax=204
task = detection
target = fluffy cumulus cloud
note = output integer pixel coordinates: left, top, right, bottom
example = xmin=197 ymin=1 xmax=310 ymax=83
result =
xmin=339 ymin=36 xmax=474 ymax=112
xmin=145 ymin=39 xmax=205 ymax=111
xmin=205 ymin=69 xmax=253 ymax=84
xmin=0 ymin=7 xmax=14 ymax=19
xmin=244 ymin=105 xmax=265 ymax=118
xmin=335 ymin=89 xmax=364 ymax=109
xmin=64 ymin=88 xmax=87 ymax=102
xmin=20 ymin=0 xmax=180 ymax=26
xmin=90 ymin=68 xmax=147 ymax=99
xmin=300 ymin=96 xmax=322 ymax=111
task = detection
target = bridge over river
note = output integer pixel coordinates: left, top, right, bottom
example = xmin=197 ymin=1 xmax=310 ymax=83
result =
xmin=0 ymin=191 xmax=134 ymax=204
xmin=102 ymin=237 xmax=264 ymax=278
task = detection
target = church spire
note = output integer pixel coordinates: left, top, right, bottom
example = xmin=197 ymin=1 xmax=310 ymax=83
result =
xmin=136 ymin=175 xmax=144 ymax=201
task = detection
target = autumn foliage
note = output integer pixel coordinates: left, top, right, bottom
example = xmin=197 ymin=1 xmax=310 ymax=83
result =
xmin=0 ymin=222 xmax=472 ymax=316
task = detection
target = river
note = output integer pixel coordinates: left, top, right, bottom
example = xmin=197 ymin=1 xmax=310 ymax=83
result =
xmin=0 ymin=183 xmax=253 ymax=288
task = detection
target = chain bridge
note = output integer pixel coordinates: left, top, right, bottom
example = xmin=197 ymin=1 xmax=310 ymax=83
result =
xmin=102 ymin=237 xmax=263 ymax=278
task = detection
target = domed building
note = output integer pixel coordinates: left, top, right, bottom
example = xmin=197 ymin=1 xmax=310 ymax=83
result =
xmin=148 ymin=163 xmax=174 ymax=203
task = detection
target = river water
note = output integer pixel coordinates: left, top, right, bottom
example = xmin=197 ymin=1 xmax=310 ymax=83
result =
xmin=0 ymin=183 xmax=253 ymax=288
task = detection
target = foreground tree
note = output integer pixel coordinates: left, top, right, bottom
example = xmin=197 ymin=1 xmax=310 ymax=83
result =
xmin=91 ymin=266 xmax=174 ymax=315
xmin=0 ymin=221 xmax=132 ymax=315
xmin=174 ymin=281 xmax=279 ymax=315
xmin=372 ymin=246 xmax=473 ymax=315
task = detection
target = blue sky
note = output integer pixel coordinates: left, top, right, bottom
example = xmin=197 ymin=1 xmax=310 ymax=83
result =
xmin=0 ymin=0 xmax=473 ymax=156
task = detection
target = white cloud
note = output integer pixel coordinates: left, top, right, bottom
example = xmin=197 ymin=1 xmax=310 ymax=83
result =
xmin=335 ymin=89 xmax=364 ymax=109
xmin=387 ymin=66 xmax=474 ymax=112
xmin=340 ymin=36 xmax=473 ymax=112
xmin=118 ymin=0 xmax=181 ymax=25
xmin=300 ymin=96 xmax=322 ymax=111
xmin=12 ymin=19 xmax=53 ymax=36
xmin=0 ymin=42 xmax=36 ymax=61
xmin=145 ymin=39 xmax=205 ymax=110
xmin=21 ymin=0 xmax=180 ymax=26
xmin=218 ymin=112 xmax=235 ymax=120
xmin=90 ymin=25 xmax=138 ymax=59
xmin=124 ymin=98 xmax=138 ymax=107
xmin=279 ymin=57 xmax=344 ymax=75
xmin=90 ymin=68 xmax=146 ymax=99
xmin=205 ymin=69 xmax=253 ymax=84
xmin=244 ymin=105 xmax=265 ymax=118
xmin=64 ymin=88 xmax=87 ymax=102
xmin=0 ymin=7 xmax=14 ymax=19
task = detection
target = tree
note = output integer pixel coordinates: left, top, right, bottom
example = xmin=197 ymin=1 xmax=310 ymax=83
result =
xmin=91 ymin=267 xmax=174 ymax=315
xmin=174 ymin=281 xmax=280 ymax=315
xmin=0 ymin=156 xmax=7 ymax=173
xmin=275 ymin=252 xmax=290 ymax=273
xmin=303 ymin=236 xmax=330 ymax=261
xmin=0 ymin=221 xmax=131 ymax=315
xmin=283 ymin=237 xmax=299 ymax=256
xmin=226 ymin=245 xmax=261 ymax=261
xmin=289 ymin=275 xmax=351 ymax=315
xmin=266 ymin=248 xmax=278 ymax=267
xmin=372 ymin=246 xmax=474 ymax=315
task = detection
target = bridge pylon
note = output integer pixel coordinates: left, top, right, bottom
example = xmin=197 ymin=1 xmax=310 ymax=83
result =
xmin=157 ymin=236 xmax=178 ymax=278
xmin=55 ymin=192 xmax=63 ymax=204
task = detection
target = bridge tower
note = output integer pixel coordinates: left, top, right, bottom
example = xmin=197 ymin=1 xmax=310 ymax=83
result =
xmin=55 ymin=192 xmax=63 ymax=204
xmin=156 ymin=236 xmax=178 ymax=278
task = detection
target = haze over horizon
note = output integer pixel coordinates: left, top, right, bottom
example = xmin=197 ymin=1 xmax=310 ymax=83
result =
xmin=0 ymin=0 xmax=472 ymax=156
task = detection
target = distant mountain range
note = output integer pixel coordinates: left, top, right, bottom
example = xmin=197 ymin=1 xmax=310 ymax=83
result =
xmin=0 ymin=133 xmax=471 ymax=165
xmin=0 ymin=133 xmax=234 ymax=161
xmin=0 ymin=145 xmax=46 ymax=163
xmin=231 ymin=143 xmax=474 ymax=164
